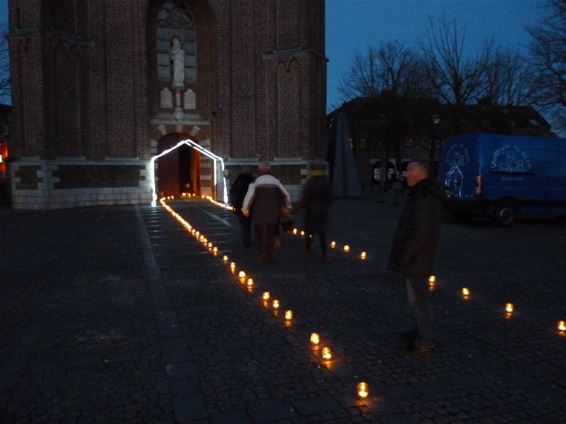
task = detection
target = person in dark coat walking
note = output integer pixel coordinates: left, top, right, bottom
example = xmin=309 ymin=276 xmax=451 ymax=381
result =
xmin=242 ymin=161 xmax=291 ymax=264
xmin=300 ymin=159 xmax=332 ymax=260
xmin=230 ymin=167 xmax=255 ymax=247
xmin=388 ymin=160 xmax=445 ymax=354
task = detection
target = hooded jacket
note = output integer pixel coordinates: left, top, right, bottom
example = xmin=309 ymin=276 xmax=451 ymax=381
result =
xmin=388 ymin=177 xmax=446 ymax=278
xmin=241 ymin=173 xmax=291 ymax=225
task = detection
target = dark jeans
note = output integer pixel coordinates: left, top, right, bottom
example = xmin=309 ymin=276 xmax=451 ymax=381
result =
xmin=305 ymin=232 xmax=327 ymax=255
xmin=255 ymin=223 xmax=277 ymax=262
xmin=406 ymin=277 xmax=434 ymax=348
xmin=237 ymin=214 xmax=251 ymax=247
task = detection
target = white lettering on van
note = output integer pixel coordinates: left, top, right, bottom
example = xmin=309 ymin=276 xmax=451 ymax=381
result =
xmin=490 ymin=145 xmax=532 ymax=172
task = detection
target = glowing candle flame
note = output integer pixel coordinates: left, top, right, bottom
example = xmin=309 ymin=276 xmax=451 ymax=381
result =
xmin=505 ymin=303 xmax=514 ymax=314
xmin=360 ymin=251 xmax=367 ymax=260
xmin=558 ymin=320 xmax=566 ymax=333
xmin=246 ymin=278 xmax=253 ymax=287
xmin=343 ymin=245 xmax=350 ymax=253
xmin=310 ymin=332 xmax=320 ymax=345
xmin=262 ymin=291 xmax=270 ymax=301
xmin=284 ymin=310 xmax=293 ymax=320
xmin=330 ymin=241 xmax=336 ymax=248
xmin=428 ymin=275 xmax=436 ymax=285
xmin=321 ymin=346 xmax=332 ymax=360
xmin=462 ymin=287 xmax=470 ymax=297
xmin=238 ymin=271 xmax=246 ymax=279
xmin=272 ymin=299 xmax=280 ymax=309
xmin=223 ymin=255 xmax=228 ymax=262
xmin=357 ymin=382 xmax=369 ymax=399
xmin=292 ymin=228 xmax=298 ymax=235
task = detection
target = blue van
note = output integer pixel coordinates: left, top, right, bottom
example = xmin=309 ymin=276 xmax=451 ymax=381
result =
xmin=438 ymin=133 xmax=566 ymax=225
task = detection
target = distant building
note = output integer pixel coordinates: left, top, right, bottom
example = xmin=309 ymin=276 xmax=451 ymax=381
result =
xmin=327 ymin=97 xmax=552 ymax=189
xmin=0 ymin=103 xmax=12 ymax=204
xmin=8 ymin=1 xmax=326 ymax=209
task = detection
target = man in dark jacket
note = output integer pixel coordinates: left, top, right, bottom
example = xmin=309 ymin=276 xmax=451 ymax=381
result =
xmin=242 ymin=161 xmax=292 ymax=264
xmin=388 ymin=160 xmax=445 ymax=354
xmin=230 ymin=167 xmax=255 ymax=247
xmin=300 ymin=159 xmax=332 ymax=261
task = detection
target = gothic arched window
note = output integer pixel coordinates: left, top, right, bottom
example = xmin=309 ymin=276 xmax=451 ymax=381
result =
xmin=156 ymin=0 xmax=197 ymax=82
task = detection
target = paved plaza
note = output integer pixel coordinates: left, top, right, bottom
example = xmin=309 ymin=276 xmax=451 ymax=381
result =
xmin=0 ymin=195 xmax=565 ymax=423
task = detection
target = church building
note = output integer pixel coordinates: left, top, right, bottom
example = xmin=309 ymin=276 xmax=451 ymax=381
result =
xmin=7 ymin=0 xmax=326 ymax=208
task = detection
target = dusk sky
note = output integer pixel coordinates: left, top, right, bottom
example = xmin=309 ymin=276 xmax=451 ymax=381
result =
xmin=0 ymin=0 xmax=548 ymax=110
xmin=325 ymin=0 xmax=546 ymax=110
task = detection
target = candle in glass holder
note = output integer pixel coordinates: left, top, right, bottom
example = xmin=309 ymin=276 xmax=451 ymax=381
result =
xmin=357 ymin=382 xmax=369 ymax=399
xmin=505 ymin=302 xmax=514 ymax=317
xmin=310 ymin=332 xmax=320 ymax=345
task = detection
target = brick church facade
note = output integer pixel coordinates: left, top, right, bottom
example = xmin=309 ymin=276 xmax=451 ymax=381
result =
xmin=7 ymin=0 xmax=326 ymax=209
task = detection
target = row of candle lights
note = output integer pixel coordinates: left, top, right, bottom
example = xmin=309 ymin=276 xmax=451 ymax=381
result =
xmin=288 ymin=228 xmax=367 ymax=260
xmin=427 ymin=275 xmax=565 ymax=333
xmin=196 ymin=195 xmax=565 ymax=338
xmin=197 ymin=195 xmax=565 ymax=339
xmin=162 ymin=196 xmax=565 ymax=402
xmin=160 ymin=197 xmax=371 ymax=400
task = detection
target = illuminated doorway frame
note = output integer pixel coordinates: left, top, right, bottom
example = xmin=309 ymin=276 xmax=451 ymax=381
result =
xmin=150 ymin=138 xmax=228 ymax=207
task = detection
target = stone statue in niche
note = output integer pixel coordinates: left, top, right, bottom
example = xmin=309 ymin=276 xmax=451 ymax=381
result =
xmin=170 ymin=36 xmax=185 ymax=90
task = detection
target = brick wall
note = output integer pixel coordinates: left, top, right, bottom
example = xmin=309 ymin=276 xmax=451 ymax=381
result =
xmin=8 ymin=0 xmax=325 ymax=209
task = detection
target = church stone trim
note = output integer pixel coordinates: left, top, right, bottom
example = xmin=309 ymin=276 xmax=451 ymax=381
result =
xmin=8 ymin=0 xmax=325 ymax=209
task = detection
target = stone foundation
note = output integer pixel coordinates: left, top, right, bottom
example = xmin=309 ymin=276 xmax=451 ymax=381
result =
xmin=10 ymin=157 xmax=152 ymax=209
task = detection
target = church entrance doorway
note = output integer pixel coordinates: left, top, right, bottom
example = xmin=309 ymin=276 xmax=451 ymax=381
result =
xmin=150 ymin=134 xmax=228 ymax=207
xmin=156 ymin=133 xmax=200 ymax=199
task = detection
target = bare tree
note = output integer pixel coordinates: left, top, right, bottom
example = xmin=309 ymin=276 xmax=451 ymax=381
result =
xmin=419 ymin=15 xmax=493 ymax=107
xmin=528 ymin=0 xmax=566 ymax=129
xmin=337 ymin=41 xmax=430 ymax=199
xmin=483 ymin=48 xmax=535 ymax=106
xmin=337 ymin=41 xmax=423 ymax=102
xmin=0 ymin=30 xmax=10 ymax=103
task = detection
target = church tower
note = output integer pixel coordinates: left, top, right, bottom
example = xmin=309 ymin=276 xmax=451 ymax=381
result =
xmin=8 ymin=0 xmax=326 ymax=208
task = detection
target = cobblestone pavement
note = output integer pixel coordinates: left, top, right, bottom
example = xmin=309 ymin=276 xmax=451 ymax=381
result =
xmin=0 ymin=195 xmax=564 ymax=423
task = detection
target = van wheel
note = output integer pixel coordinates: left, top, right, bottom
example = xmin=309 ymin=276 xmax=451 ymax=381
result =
xmin=493 ymin=201 xmax=516 ymax=226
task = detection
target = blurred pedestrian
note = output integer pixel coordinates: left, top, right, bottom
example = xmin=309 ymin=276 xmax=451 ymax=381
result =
xmin=387 ymin=160 xmax=445 ymax=354
xmin=242 ymin=161 xmax=291 ymax=264
xmin=300 ymin=159 xmax=332 ymax=261
xmin=229 ymin=167 xmax=255 ymax=247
